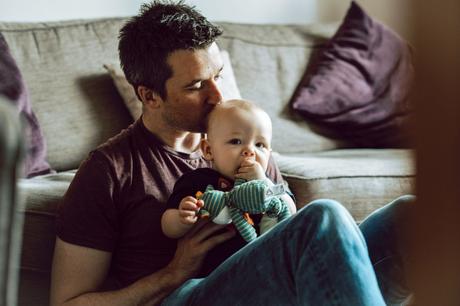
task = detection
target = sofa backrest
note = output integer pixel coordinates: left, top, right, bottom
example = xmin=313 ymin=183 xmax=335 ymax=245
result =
xmin=0 ymin=19 xmax=133 ymax=172
xmin=0 ymin=18 xmax=341 ymax=172
xmin=217 ymin=22 xmax=342 ymax=154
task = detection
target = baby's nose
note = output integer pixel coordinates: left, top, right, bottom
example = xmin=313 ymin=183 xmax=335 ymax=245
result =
xmin=242 ymin=150 xmax=255 ymax=157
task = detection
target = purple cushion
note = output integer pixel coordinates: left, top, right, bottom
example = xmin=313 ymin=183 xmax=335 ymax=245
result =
xmin=291 ymin=1 xmax=414 ymax=147
xmin=0 ymin=33 xmax=52 ymax=177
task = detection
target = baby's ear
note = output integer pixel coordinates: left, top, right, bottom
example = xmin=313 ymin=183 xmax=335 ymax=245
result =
xmin=200 ymin=138 xmax=213 ymax=161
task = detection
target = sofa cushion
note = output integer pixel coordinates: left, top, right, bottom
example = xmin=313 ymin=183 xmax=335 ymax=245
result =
xmin=104 ymin=50 xmax=241 ymax=120
xmin=0 ymin=19 xmax=133 ymax=172
xmin=0 ymin=33 xmax=52 ymax=177
xmin=273 ymin=149 xmax=415 ymax=222
xmin=290 ymin=2 xmax=414 ymax=148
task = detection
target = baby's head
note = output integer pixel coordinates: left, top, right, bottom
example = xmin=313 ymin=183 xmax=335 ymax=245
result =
xmin=201 ymin=99 xmax=273 ymax=180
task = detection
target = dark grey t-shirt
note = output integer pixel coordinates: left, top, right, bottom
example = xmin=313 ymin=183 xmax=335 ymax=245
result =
xmin=56 ymin=119 xmax=284 ymax=286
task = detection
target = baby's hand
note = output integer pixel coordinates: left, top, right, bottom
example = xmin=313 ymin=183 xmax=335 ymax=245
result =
xmin=235 ymin=158 xmax=266 ymax=181
xmin=178 ymin=196 xmax=204 ymax=225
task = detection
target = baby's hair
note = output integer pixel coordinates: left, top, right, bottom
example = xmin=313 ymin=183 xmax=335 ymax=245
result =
xmin=206 ymin=99 xmax=264 ymax=132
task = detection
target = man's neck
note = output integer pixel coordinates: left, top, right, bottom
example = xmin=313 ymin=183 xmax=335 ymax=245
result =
xmin=142 ymin=115 xmax=201 ymax=154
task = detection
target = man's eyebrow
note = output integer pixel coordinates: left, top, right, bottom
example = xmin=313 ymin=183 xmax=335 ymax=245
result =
xmin=183 ymin=66 xmax=224 ymax=88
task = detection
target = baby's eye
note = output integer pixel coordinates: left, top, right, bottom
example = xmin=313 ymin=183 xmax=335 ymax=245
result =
xmin=229 ymin=138 xmax=242 ymax=145
xmin=256 ymin=142 xmax=266 ymax=149
xmin=214 ymin=74 xmax=223 ymax=81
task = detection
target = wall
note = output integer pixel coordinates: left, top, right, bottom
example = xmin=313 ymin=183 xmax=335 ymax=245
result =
xmin=0 ymin=0 xmax=316 ymax=24
xmin=317 ymin=0 xmax=413 ymax=40
xmin=0 ymin=0 xmax=412 ymax=39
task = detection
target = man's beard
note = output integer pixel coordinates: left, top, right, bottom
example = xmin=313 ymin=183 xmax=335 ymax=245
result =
xmin=162 ymin=110 xmax=207 ymax=133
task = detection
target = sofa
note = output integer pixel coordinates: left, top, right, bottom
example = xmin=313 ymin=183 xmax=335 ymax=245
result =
xmin=0 ymin=14 xmax=415 ymax=306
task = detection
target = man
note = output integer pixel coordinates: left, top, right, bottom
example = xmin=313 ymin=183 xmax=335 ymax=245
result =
xmin=50 ymin=1 xmax=411 ymax=305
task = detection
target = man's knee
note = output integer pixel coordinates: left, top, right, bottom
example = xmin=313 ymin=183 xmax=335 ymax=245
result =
xmin=296 ymin=199 xmax=355 ymax=231
xmin=300 ymin=198 xmax=348 ymax=217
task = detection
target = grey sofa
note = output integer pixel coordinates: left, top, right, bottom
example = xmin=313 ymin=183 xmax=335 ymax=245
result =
xmin=0 ymin=18 xmax=415 ymax=305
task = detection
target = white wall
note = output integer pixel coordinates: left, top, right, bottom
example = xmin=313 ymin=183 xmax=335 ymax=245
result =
xmin=0 ymin=0 xmax=412 ymax=39
xmin=0 ymin=0 xmax=318 ymax=24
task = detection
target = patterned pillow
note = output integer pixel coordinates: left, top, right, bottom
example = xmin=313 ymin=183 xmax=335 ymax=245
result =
xmin=0 ymin=33 xmax=52 ymax=177
xmin=104 ymin=50 xmax=241 ymax=120
xmin=291 ymin=1 xmax=414 ymax=148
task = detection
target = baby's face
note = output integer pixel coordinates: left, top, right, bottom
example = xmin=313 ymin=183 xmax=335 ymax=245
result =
xmin=206 ymin=105 xmax=272 ymax=180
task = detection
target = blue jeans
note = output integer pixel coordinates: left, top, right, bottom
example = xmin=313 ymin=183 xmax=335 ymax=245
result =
xmin=162 ymin=199 xmax=388 ymax=306
xmin=360 ymin=195 xmax=414 ymax=306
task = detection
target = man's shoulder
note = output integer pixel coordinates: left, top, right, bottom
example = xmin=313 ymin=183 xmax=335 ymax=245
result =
xmin=76 ymin=121 xmax=142 ymax=177
xmin=96 ymin=122 xmax=138 ymax=156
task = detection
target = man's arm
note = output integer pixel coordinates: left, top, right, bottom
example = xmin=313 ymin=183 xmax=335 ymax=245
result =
xmin=50 ymin=220 xmax=235 ymax=306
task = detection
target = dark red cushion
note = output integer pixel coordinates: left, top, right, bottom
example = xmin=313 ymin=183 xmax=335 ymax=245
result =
xmin=291 ymin=1 xmax=414 ymax=147
xmin=0 ymin=33 xmax=52 ymax=177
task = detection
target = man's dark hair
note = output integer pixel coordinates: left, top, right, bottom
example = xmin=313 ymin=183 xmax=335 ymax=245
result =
xmin=118 ymin=0 xmax=223 ymax=100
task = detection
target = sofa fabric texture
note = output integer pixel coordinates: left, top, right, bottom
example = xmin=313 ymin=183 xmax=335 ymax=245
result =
xmin=0 ymin=17 xmax=415 ymax=306
xmin=0 ymin=20 xmax=133 ymax=172
xmin=291 ymin=2 xmax=414 ymax=148
xmin=0 ymin=33 xmax=51 ymax=178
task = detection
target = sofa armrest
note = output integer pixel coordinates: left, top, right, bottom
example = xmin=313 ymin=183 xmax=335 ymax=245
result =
xmin=0 ymin=96 xmax=24 ymax=306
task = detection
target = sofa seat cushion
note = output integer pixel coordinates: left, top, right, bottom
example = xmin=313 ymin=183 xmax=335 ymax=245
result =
xmin=274 ymin=149 xmax=415 ymax=222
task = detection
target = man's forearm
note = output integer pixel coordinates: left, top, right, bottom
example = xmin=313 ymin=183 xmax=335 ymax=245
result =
xmin=60 ymin=266 xmax=186 ymax=306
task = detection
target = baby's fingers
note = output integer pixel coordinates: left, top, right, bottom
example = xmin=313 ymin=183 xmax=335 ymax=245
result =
xmin=179 ymin=210 xmax=198 ymax=224
xmin=180 ymin=196 xmax=200 ymax=211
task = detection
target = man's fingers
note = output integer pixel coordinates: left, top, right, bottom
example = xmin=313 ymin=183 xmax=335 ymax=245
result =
xmin=186 ymin=220 xmax=230 ymax=243
xmin=201 ymin=227 xmax=236 ymax=250
xmin=185 ymin=219 xmax=212 ymax=236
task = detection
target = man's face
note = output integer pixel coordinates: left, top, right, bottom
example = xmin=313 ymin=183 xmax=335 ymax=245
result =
xmin=159 ymin=43 xmax=224 ymax=133
xmin=205 ymin=106 xmax=272 ymax=180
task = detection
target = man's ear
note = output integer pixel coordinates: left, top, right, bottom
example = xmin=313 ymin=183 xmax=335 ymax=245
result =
xmin=137 ymin=86 xmax=161 ymax=109
xmin=200 ymin=138 xmax=213 ymax=161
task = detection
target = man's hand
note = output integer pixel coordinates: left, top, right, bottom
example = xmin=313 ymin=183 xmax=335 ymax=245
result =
xmin=165 ymin=220 xmax=236 ymax=281
xmin=235 ymin=158 xmax=266 ymax=181
xmin=178 ymin=196 xmax=204 ymax=225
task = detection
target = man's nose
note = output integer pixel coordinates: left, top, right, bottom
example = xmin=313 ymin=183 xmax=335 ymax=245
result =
xmin=207 ymin=79 xmax=223 ymax=105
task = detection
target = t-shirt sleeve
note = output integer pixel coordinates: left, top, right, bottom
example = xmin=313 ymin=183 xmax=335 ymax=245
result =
xmin=56 ymin=151 xmax=119 ymax=252
xmin=166 ymin=169 xmax=219 ymax=210
xmin=166 ymin=170 xmax=207 ymax=210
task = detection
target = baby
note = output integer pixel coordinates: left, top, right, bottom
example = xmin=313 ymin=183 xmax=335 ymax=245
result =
xmin=161 ymin=99 xmax=296 ymax=274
